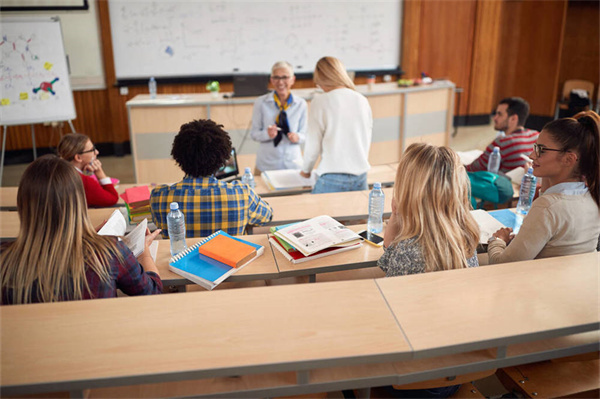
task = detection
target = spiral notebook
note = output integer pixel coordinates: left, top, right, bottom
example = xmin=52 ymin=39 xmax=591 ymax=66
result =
xmin=168 ymin=230 xmax=264 ymax=290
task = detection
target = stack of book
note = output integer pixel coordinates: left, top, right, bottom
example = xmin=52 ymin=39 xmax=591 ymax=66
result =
xmin=169 ymin=230 xmax=264 ymax=290
xmin=269 ymin=215 xmax=362 ymax=264
xmin=120 ymin=186 xmax=151 ymax=223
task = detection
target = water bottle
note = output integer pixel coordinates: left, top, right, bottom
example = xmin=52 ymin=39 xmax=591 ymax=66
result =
xmin=487 ymin=146 xmax=501 ymax=174
xmin=167 ymin=202 xmax=187 ymax=256
xmin=241 ymin=167 xmax=255 ymax=189
xmin=515 ymin=167 xmax=537 ymax=216
xmin=367 ymin=182 xmax=385 ymax=234
xmin=148 ymin=77 xmax=157 ymax=99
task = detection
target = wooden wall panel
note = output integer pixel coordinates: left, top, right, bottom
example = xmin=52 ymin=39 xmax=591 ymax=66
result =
xmin=494 ymin=0 xmax=567 ymax=116
xmin=558 ymin=0 xmax=600 ymax=101
xmin=467 ymin=0 xmax=502 ymax=116
xmin=401 ymin=0 xmax=422 ymax=79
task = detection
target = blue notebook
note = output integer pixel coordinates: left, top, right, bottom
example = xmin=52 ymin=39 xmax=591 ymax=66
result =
xmin=489 ymin=209 xmax=523 ymax=231
xmin=168 ymin=230 xmax=264 ymax=290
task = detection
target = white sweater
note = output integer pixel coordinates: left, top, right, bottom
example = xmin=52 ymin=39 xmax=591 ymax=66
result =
xmin=302 ymin=88 xmax=373 ymax=176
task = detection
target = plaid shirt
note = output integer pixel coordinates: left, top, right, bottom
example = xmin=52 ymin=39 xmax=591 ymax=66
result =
xmin=150 ymin=176 xmax=273 ymax=238
xmin=1 ymin=239 xmax=162 ymax=304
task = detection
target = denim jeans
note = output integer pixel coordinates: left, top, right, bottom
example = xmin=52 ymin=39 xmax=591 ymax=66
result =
xmin=312 ymin=172 xmax=367 ymax=194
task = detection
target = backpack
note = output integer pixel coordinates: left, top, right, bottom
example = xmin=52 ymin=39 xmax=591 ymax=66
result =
xmin=468 ymin=171 xmax=514 ymax=209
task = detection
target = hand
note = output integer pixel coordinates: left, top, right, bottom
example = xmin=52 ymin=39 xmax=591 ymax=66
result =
xmin=492 ymin=227 xmax=514 ymax=244
xmin=267 ymin=125 xmax=279 ymax=139
xmin=84 ymin=159 xmax=107 ymax=180
xmin=300 ymin=170 xmax=311 ymax=179
xmin=138 ymin=228 xmax=162 ymax=260
xmin=287 ymin=132 xmax=299 ymax=143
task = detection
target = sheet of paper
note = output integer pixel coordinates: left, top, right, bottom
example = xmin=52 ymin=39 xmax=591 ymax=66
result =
xmin=262 ymin=169 xmax=316 ymax=190
xmin=456 ymin=150 xmax=483 ymax=166
xmin=470 ymin=209 xmax=506 ymax=244
xmin=149 ymin=240 xmax=159 ymax=262
xmin=122 ymin=219 xmax=147 ymax=258
xmin=97 ymin=209 xmax=126 ymax=236
xmin=506 ymin=167 xmax=525 ymax=184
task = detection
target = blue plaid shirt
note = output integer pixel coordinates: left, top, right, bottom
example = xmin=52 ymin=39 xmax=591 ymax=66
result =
xmin=150 ymin=176 xmax=273 ymax=238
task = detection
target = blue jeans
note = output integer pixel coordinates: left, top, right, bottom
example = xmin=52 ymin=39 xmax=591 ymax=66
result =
xmin=312 ymin=173 xmax=367 ymax=194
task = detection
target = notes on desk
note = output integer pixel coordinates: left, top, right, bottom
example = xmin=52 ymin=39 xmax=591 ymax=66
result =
xmin=261 ymin=169 xmax=316 ymax=191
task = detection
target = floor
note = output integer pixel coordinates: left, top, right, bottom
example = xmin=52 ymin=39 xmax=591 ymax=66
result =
xmin=0 ymin=123 xmax=497 ymax=187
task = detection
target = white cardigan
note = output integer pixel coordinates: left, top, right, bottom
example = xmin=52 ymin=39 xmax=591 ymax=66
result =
xmin=302 ymin=88 xmax=372 ymax=176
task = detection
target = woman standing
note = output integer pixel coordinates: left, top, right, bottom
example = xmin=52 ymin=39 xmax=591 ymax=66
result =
xmin=250 ymin=61 xmax=307 ymax=173
xmin=57 ymin=133 xmax=119 ymax=207
xmin=300 ymin=56 xmax=373 ymax=193
xmin=488 ymin=111 xmax=600 ymax=263
xmin=1 ymin=156 xmax=162 ymax=305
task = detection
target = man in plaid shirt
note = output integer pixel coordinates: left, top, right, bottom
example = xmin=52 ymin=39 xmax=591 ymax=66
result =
xmin=150 ymin=119 xmax=273 ymax=238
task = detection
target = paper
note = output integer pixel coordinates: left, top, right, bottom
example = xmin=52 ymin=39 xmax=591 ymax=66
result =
xmin=506 ymin=167 xmax=525 ymax=184
xmin=97 ymin=210 xmax=148 ymax=258
xmin=470 ymin=209 xmax=506 ymax=244
xmin=456 ymin=150 xmax=483 ymax=166
xmin=97 ymin=209 xmax=127 ymax=236
xmin=262 ymin=169 xmax=316 ymax=191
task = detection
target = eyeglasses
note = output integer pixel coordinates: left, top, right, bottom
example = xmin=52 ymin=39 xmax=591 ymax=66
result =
xmin=271 ymin=75 xmax=291 ymax=81
xmin=79 ymin=145 xmax=96 ymax=154
xmin=532 ymin=143 xmax=563 ymax=157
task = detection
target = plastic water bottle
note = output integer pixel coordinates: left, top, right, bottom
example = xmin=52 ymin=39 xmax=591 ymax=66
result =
xmin=487 ymin=146 xmax=501 ymax=174
xmin=367 ymin=182 xmax=385 ymax=234
xmin=241 ymin=167 xmax=255 ymax=189
xmin=516 ymin=167 xmax=537 ymax=216
xmin=148 ymin=77 xmax=157 ymax=99
xmin=167 ymin=202 xmax=187 ymax=256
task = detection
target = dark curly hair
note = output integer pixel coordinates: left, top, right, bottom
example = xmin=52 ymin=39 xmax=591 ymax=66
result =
xmin=171 ymin=119 xmax=232 ymax=178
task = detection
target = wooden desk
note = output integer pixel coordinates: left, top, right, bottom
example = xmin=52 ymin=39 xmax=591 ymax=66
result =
xmin=0 ymin=208 xmax=115 ymax=240
xmin=127 ymin=81 xmax=455 ymax=183
xmin=1 ymin=253 xmax=598 ymax=398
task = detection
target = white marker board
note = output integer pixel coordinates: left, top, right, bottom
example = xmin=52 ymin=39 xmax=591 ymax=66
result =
xmin=108 ymin=0 xmax=402 ymax=80
xmin=0 ymin=17 xmax=77 ymax=126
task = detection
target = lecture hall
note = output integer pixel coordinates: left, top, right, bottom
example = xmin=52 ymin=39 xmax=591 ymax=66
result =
xmin=1 ymin=1 xmax=599 ymax=398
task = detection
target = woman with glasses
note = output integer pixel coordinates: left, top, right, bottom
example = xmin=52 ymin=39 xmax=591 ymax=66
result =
xmin=300 ymin=56 xmax=372 ymax=193
xmin=488 ymin=111 xmax=600 ymax=263
xmin=250 ymin=61 xmax=307 ymax=173
xmin=57 ymin=133 xmax=119 ymax=207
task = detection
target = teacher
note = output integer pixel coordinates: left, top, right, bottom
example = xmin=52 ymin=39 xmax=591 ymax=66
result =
xmin=301 ymin=56 xmax=373 ymax=193
xmin=250 ymin=61 xmax=308 ymax=173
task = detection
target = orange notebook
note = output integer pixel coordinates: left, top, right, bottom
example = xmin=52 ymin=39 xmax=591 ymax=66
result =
xmin=197 ymin=233 xmax=256 ymax=268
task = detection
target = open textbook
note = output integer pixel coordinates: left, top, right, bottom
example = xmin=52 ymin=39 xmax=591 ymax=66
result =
xmin=97 ymin=209 xmax=152 ymax=258
xmin=272 ymin=215 xmax=362 ymax=257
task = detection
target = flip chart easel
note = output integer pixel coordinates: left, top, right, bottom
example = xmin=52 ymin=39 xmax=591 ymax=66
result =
xmin=0 ymin=17 xmax=77 ymax=185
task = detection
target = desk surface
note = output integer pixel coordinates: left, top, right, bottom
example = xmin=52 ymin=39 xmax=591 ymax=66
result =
xmin=1 ymin=279 xmax=409 ymax=390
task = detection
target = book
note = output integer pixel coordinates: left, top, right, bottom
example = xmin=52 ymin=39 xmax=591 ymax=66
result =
xmin=261 ymin=169 xmax=316 ymax=191
xmin=269 ymin=235 xmax=362 ymax=264
xmin=197 ymin=233 xmax=256 ymax=268
xmin=273 ymin=215 xmax=362 ymax=257
xmin=269 ymin=222 xmax=299 ymax=252
xmin=97 ymin=209 xmax=148 ymax=258
xmin=470 ymin=209 xmax=506 ymax=244
xmin=120 ymin=186 xmax=151 ymax=208
xmin=169 ymin=230 xmax=264 ymax=290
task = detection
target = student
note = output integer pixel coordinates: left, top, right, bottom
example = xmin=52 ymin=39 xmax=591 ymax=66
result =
xmin=57 ymin=133 xmax=119 ymax=207
xmin=300 ymin=56 xmax=373 ymax=193
xmin=150 ymin=119 xmax=273 ymax=238
xmin=0 ymin=156 xmax=162 ymax=305
xmin=250 ymin=61 xmax=307 ymax=173
xmin=378 ymin=143 xmax=480 ymax=277
xmin=466 ymin=97 xmax=538 ymax=173
xmin=488 ymin=111 xmax=600 ymax=263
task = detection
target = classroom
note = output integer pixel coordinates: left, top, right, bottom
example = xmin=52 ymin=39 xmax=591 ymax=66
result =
xmin=1 ymin=1 xmax=599 ymax=398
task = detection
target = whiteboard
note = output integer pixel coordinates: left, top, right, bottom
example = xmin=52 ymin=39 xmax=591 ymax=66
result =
xmin=108 ymin=0 xmax=402 ymax=80
xmin=0 ymin=17 xmax=77 ymax=126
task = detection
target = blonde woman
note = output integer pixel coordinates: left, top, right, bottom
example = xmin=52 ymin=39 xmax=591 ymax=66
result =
xmin=250 ymin=61 xmax=307 ymax=172
xmin=300 ymin=56 xmax=373 ymax=193
xmin=1 ymin=156 xmax=162 ymax=305
xmin=378 ymin=143 xmax=480 ymax=277
xmin=57 ymin=133 xmax=119 ymax=207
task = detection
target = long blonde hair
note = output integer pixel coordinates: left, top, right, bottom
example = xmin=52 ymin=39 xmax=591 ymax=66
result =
xmin=313 ymin=56 xmax=355 ymax=90
xmin=57 ymin=132 xmax=89 ymax=161
xmin=0 ymin=155 xmax=116 ymax=304
xmin=392 ymin=143 xmax=479 ymax=272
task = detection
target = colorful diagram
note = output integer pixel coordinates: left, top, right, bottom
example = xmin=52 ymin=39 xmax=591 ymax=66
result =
xmin=33 ymin=77 xmax=59 ymax=95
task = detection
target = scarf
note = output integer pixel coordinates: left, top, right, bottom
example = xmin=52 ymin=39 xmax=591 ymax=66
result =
xmin=273 ymin=93 xmax=292 ymax=147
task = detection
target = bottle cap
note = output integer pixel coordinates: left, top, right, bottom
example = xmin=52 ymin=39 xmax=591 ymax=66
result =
xmin=493 ymin=146 xmax=500 ymax=153
xmin=244 ymin=167 xmax=252 ymax=173
xmin=170 ymin=202 xmax=179 ymax=210
xmin=373 ymin=182 xmax=381 ymax=189
xmin=527 ymin=167 xmax=534 ymax=174
xmin=150 ymin=77 xmax=155 ymax=81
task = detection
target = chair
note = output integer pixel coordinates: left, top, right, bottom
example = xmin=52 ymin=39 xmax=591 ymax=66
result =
xmin=554 ymin=79 xmax=595 ymax=119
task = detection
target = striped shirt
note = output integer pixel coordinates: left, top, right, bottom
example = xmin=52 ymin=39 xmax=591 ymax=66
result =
xmin=465 ymin=128 xmax=539 ymax=173
xmin=150 ymin=176 xmax=273 ymax=239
